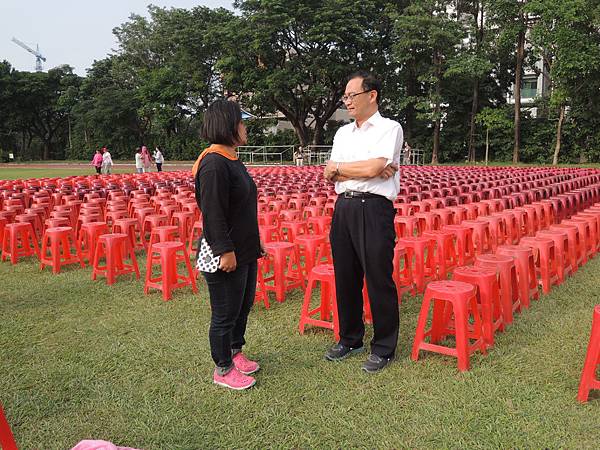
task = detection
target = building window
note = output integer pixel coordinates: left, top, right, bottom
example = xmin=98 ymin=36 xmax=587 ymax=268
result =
xmin=521 ymin=77 xmax=538 ymax=99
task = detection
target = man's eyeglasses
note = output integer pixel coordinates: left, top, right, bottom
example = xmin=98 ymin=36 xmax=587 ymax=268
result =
xmin=341 ymin=90 xmax=372 ymax=103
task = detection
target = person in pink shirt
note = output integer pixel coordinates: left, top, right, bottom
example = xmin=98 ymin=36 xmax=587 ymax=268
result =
xmin=141 ymin=146 xmax=152 ymax=172
xmin=90 ymin=149 xmax=103 ymax=174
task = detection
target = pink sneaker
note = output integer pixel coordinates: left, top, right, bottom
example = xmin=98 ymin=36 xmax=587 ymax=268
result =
xmin=233 ymin=352 xmax=260 ymax=375
xmin=213 ymin=367 xmax=256 ymax=390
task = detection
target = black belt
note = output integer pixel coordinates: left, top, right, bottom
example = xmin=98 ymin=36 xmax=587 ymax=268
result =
xmin=341 ymin=190 xmax=385 ymax=199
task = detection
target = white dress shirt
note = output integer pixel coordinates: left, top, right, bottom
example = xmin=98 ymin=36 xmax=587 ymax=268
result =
xmin=330 ymin=111 xmax=403 ymax=200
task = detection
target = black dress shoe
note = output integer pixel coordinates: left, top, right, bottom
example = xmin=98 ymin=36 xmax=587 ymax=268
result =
xmin=324 ymin=343 xmax=364 ymax=361
xmin=362 ymin=354 xmax=394 ymax=373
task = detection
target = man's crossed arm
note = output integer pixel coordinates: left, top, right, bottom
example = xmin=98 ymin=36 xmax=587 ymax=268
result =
xmin=324 ymin=157 xmax=398 ymax=182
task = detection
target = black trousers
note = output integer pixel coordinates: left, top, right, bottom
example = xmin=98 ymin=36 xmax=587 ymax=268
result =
xmin=156 ymin=163 xmax=162 ymax=172
xmin=203 ymin=260 xmax=257 ymax=368
xmin=330 ymin=196 xmax=399 ymax=358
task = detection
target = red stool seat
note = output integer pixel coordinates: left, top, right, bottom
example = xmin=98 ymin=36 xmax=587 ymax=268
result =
xmin=298 ymin=264 xmax=339 ymax=341
xmin=475 ymin=254 xmax=520 ymax=325
xmin=40 ymin=226 xmax=80 ymax=273
xmin=411 ymin=280 xmax=487 ymax=372
xmin=144 ymin=241 xmax=198 ymax=301
xmin=92 ymin=233 xmax=140 ymax=285
xmin=77 ymin=221 xmax=109 ymax=266
xmin=496 ymin=244 xmax=540 ymax=308
xmin=577 ymin=305 xmax=600 ymax=403
xmin=518 ymin=237 xmax=560 ymax=294
xmin=262 ymin=241 xmax=304 ymax=302
xmin=1 ymin=222 xmax=40 ymax=264
xmin=453 ymin=266 xmax=504 ymax=347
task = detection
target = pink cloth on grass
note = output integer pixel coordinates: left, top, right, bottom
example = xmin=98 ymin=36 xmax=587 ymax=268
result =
xmin=71 ymin=439 xmax=141 ymax=450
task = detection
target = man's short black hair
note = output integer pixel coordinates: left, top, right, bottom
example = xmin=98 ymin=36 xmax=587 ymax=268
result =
xmin=347 ymin=70 xmax=382 ymax=104
xmin=201 ymin=99 xmax=243 ymax=146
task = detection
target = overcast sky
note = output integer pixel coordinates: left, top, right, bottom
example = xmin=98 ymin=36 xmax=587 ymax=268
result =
xmin=0 ymin=0 xmax=234 ymax=75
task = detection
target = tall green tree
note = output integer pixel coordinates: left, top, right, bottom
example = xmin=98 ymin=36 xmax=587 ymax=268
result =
xmin=218 ymin=0 xmax=394 ymax=147
xmin=392 ymin=0 xmax=463 ymax=164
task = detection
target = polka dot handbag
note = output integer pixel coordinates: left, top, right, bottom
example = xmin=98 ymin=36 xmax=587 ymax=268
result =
xmin=196 ymin=237 xmax=220 ymax=273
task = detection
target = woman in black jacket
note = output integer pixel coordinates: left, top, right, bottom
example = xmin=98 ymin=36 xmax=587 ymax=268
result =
xmin=194 ymin=100 xmax=262 ymax=390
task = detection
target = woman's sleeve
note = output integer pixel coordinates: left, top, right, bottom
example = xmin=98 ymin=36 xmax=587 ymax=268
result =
xmin=196 ymin=157 xmax=234 ymax=256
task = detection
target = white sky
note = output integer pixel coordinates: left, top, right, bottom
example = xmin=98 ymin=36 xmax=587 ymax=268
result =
xmin=0 ymin=0 xmax=234 ymax=76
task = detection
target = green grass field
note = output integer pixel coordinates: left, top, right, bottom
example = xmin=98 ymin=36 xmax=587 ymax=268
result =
xmin=0 ymin=166 xmax=134 ymax=180
xmin=1 ymin=165 xmax=600 ymax=449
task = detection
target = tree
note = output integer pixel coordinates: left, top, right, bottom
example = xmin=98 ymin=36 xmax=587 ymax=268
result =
xmin=218 ymin=0 xmax=394 ymax=148
xmin=476 ymin=106 xmax=513 ymax=164
xmin=392 ymin=0 xmax=463 ymax=164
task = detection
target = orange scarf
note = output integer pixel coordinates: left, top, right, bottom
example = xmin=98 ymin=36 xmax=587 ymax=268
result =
xmin=191 ymin=144 xmax=238 ymax=176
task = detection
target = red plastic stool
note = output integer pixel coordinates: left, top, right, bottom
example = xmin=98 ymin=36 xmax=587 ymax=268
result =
xmin=415 ymin=211 xmax=441 ymax=234
xmin=144 ymin=241 xmax=198 ymax=301
xmin=537 ymin=229 xmax=572 ymax=282
xmin=307 ymin=215 xmax=332 ymax=235
xmin=0 ymin=217 xmax=6 ymax=248
xmin=453 ymin=266 xmax=504 ymax=347
xmin=259 ymin=224 xmax=281 ymax=243
xmin=142 ymin=214 xmax=169 ymax=248
xmin=113 ymin=218 xmax=144 ymax=251
xmin=263 ymin=241 xmax=305 ymax=302
xmin=279 ymin=219 xmax=308 ymax=242
xmin=170 ymin=211 xmax=195 ymax=245
xmin=577 ymin=305 xmax=600 ymax=403
xmin=577 ymin=211 xmax=600 ymax=253
xmin=462 ymin=220 xmax=491 ymax=255
xmin=1 ymin=222 xmax=40 ymax=264
xmin=519 ymin=236 xmax=560 ymax=293
xmin=187 ymin=220 xmax=203 ymax=257
xmin=394 ymin=215 xmax=418 ymax=238
xmin=475 ymin=254 xmax=520 ymax=325
xmin=496 ymin=244 xmax=539 ymax=308
xmin=15 ymin=212 xmax=43 ymax=240
xmin=423 ymin=230 xmax=457 ymax=280
xmin=393 ymin=243 xmax=412 ymax=301
xmin=254 ymin=257 xmax=270 ymax=309
xmin=296 ymin=234 xmax=326 ymax=279
xmin=0 ymin=402 xmax=17 ymax=450
xmin=567 ymin=217 xmax=597 ymax=259
xmin=562 ymin=219 xmax=592 ymax=263
xmin=105 ymin=209 xmax=129 ymax=230
xmin=40 ymin=226 xmax=80 ymax=273
xmin=298 ymin=264 xmax=339 ymax=341
xmin=550 ymin=224 xmax=583 ymax=271
xmin=495 ymin=210 xmax=521 ymax=244
xmin=447 ymin=206 xmax=467 ymax=224
xmin=442 ymin=224 xmax=475 ymax=266
xmin=397 ymin=236 xmax=435 ymax=294
xmin=411 ymin=280 xmax=487 ymax=372
xmin=76 ymin=221 xmax=109 ymax=266
xmin=477 ymin=215 xmax=506 ymax=251
xmin=92 ymin=233 xmax=140 ymax=285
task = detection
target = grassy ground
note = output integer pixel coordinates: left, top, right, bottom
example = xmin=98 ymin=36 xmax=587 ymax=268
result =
xmin=0 ymin=166 xmax=135 ymax=180
xmin=1 ymin=247 xmax=600 ymax=449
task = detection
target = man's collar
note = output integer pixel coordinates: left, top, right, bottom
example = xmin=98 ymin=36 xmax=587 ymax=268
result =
xmin=352 ymin=110 xmax=382 ymax=131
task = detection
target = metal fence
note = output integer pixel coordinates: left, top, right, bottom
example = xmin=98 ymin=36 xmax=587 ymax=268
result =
xmin=306 ymin=145 xmax=332 ymax=165
xmin=237 ymin=145 xmax=295 ymax=164
xmin=236 ymin=144 xmax=425 ymax=166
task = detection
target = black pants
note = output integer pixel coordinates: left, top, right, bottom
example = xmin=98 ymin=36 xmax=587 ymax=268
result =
xmin=156 ymin=163 xmax=162 ymax=172
xmin=330 ymin=196 xmax=399 ymax=358
xmin=95 ymin=166 xmax=101 ymax=174
xmin=203 ymin=261 xmax=257 ymax=369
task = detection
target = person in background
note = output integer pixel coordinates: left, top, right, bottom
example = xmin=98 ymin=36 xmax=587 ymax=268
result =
xmin=91 ymin=149 xmax=103 ymax=174
xmin=135 ymin=148 xmax=143 ymax=174
xmin=141 ymin=146 xmax=152 ymax=172
xmin=193 ymin=99 xmax=263 ymax=391
xmin=154 ymin=146 xmax=164 ymax=172
xmin=101 ymin=147 xmax=113 ymax=175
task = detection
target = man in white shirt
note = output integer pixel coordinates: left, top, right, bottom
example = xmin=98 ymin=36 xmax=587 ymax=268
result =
xmin=323 ymin=71 xmax=402 ymax=373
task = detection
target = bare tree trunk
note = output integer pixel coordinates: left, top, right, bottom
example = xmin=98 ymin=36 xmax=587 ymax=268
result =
xmin=431 ymin=50 xmax=442 ymax=165
xmin=513 ymin=25 xmax=526 ymax=164
xmin=468 ymin=80 xmax=480 ymax=162
xmin=485 ymin=128 xmax=489 ymax=165
xmin=468 ymin=0 xmax=484 ymax=162
xmin=552 ymin=103 xmax=566 ymax=165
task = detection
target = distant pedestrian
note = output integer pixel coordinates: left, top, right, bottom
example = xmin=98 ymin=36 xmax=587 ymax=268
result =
xmin=135 ymin=148 xmax=143 ymax=174
xmin=141 ymin=146 xmax=152 ymax=172
xmin=101 ymin=147 xmax=113 ymax=175
xmin=154 ymin=146 xmax=164 ymax=172
xmin=91 ymin=149 xmax=103 ymax=174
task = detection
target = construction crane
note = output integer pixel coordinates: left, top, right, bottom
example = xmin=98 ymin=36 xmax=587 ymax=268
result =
xmin=11 ymin=37 xmax=46 ymax=72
